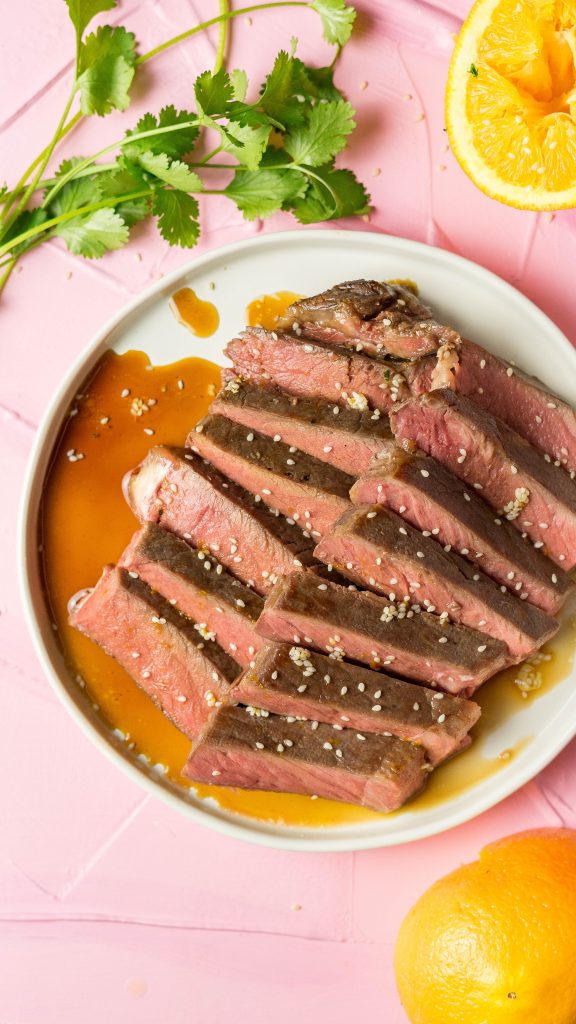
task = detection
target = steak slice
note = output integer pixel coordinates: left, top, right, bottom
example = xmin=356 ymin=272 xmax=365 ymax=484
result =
xmin=412 ymin=338 xmax=576 ymax=473
xmin=256 ymin=573 xmax=508 ymax=694
xmin=350 ymin=446 xmax=572 ymax=615
xmin=232 ymin=642 xmax=480 ymax=765
xmin=124 ymin=446 xmax=316 ymax=595
xmin=118 ymin=524 xmax=264 ymax=667
xmin=210 ymin=380 xmax=394 ymax=476
xmin=391 ymin=389 xmax=576 ymax=569
xmin=187 ymin=415 xmax=354 ymax=537
xmin=69 ymin=565 xmax=240 ymax=738
xmin=225 ymin=326 xmax=411 ymax=412
xmin=277 ymin=280 xmax=459 ymax=359
xmin=314 ymin=505 xmax=558 ymax=662
xmin=184 ymin=704 xmax=428 ymax=813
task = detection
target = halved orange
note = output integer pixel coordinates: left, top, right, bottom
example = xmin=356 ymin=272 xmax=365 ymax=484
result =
xmin=446 ymin=0 xmax=576 ymax=209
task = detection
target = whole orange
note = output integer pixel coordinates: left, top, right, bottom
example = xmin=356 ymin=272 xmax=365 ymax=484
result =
xmin=394 ymin=829 xmax=576 ymax=1024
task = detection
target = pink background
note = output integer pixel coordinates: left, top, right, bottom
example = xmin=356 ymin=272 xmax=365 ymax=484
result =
xmin=3 ymin=2 xmax=576 ymax=1020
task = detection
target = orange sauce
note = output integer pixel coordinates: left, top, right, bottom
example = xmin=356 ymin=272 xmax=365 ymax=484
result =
xmin=246 ymin=291 xmax=302 ymax=330
xmin=170 ymin=287 xmax=219 ymax=337
xmin=41 ymin=348 xmax=576 ymax=828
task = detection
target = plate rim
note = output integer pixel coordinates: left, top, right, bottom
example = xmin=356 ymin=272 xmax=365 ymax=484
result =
xmin=18 ymin=226 xmax=576 ymax=852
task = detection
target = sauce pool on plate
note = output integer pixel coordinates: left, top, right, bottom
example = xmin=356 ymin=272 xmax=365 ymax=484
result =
xmin=246 ymin=291 xmax=302 ymax=330
xmin=170 ymin=287 xmax=220 ymax=337
xmin=40 ymin=346 xmax=576 ymax=828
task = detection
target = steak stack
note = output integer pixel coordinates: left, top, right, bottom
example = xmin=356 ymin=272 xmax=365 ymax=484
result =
xmin=69 ymin=276 xmax=575 ymax=815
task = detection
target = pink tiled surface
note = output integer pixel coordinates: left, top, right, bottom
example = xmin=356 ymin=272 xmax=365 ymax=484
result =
xmin=3 ymin=2 xmax=576 ymax=1020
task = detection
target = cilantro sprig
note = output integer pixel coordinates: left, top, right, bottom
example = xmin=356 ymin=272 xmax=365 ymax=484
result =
xmin=0 ymin=0 xmax=366 ymax=291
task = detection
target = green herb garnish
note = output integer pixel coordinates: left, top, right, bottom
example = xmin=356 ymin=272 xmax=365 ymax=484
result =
xmin=0 ymin=0 xmax=366 ymax=293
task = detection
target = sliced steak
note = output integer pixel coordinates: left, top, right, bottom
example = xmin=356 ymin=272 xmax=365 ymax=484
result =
xmin=187 ymin=415 xmax=354 ymax=537
xmin=391 ymin=389 xmax=576 ymax=569
xmin=412 ymin=338 xmax=576 ymax=473
xmin=277 ymin=280 xmax=459 ymax=360
xmin=225 ymin=326 xmax=411 ymax=412
xmin=184 ymin=704 xmax=428 ymax=812
xmin=350 ymin=446 xmax=572 ymax=615
xmin=233 ymin=642 xmax=480 ymax=765
xmin=315 ymin=505 xmax=558 ymax=662
xmin=124 ymin=446 xmax=316 ymax=595
xmin=69 ymin=565 xmax=240 ymax=738
xmin=210 ymin=380 xmax=394 ymax=476
xmin=118 ymin=524 xmax=264 ymax=667
xmin=256 ymin=573 xmax=508 ymax=694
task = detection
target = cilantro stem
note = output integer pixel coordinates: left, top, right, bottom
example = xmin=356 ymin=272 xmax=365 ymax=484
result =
xmin=137 ymin=2 xmax=308 ymax=65
xmin=0 ymin=189 xmax=154 ymax=261
xmin=214 ymin=0 xmax=230 ymax=74
xmin=42 ymin=119 xmax=202 ymax=209
xmin=1 ymin=88 xmax=77 ymax=241
xmin=0 ymin=260 xmax=16 ymax=291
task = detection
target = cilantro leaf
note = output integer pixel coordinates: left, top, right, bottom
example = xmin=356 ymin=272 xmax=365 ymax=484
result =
xmin=305 ymin=65 xmax=342 ymax=101
xmin=55 ymin=207 xmax=129 ymax=257
xmin=230 ymin=69 xmax=248 ymax=102
xmin=98 ymin=163 xmax=151 ymax=225
xmin=2 ymin=208 xmax=49 ymax=255
xmin=153 ymin=190 xmax=200 ymax=247
xmin=76 ymin=26 xmax=137 ymax=116
xmin=137 ymin=152 xmax=202 ymax=192
xmin=194 ymin=68 xmax=234 ymax=116
xmin=49 ymin=175 xmax=101 ymax=216
xmin=259 ymin=52 xmax=312 ymax=128
xmin=285 ymin=99 xmax=355 ymax=166
xmin=291 ymin=165 xmax=370 ymax=223
xmin=218 ymin=122 xmax=270 ymax=171
xmin=311 ymin=0 xmax=356 ymax=46
xmin=224 ymin=168 xmax=307 ymax=220
xmin=79 ymin=24 xmax=136 ymax=72
xmin=64 ymin=0 xmax=116 ymax=40
xmin=123 ymin=107 xmax=199 ymax=161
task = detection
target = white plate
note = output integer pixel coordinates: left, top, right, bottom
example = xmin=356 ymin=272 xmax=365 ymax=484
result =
xmin=20 ymin=228 xmax=576 ymax=852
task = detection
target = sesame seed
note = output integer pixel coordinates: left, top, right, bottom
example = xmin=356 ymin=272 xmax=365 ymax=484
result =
xmin=335 ymin=749 xmax=343 ymax=759
xmin=438 ymin=637 xmax=448 ymax=644
xmin=255 ymin=741 xmax=264 ymax=750
xmin=367 ymin=511 xmax=377 ymax=519
xmin=273 ymin=434 xmax=281 ymax=442
xmin=323 ymin=445 xmax=333 ymax=453
xmin=552 ymin=573 xmax=558 ymax=583
xmin=413 ymin=702 xmax=420 ymax=711
xmin=374 ymin=690 xmax=382 ymax=699
xmin=211 ymin=769 xmax=221 ymax=777
xmin=121 ymin=388 xmax=130 ymax=398
xmin=478 ymin=644 xmax=487 ymax=652
xmin=437 ymin=713 xmax=446 ymax=724
xmin=323 ymin=742 xmax=332 ymax=750
xmin=297 ymin=684 xmax=307 ymax=693
xmin=262 ymin=488 xmax=271 ymax=495
xmin=420 ymin=469 xmax=429 ymax=478
xmin=463 ymin=492 xmax=471 ymax=502
xmin=372 ymin=705 xmax=382 ymax=712
xmin=358 ymin=682 xmax=365 ymax=692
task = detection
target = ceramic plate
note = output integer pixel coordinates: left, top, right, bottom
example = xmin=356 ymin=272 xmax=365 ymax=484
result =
xmin=20 ymin=229 xmax=576 ymax=851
